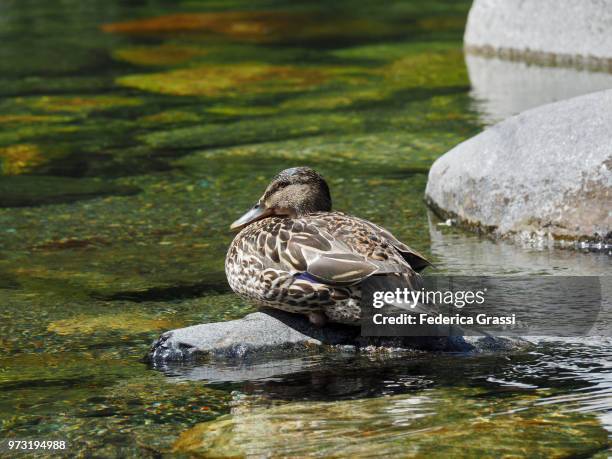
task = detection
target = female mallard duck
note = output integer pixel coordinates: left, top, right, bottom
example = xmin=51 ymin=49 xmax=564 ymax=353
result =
xmin=226 ymin=167 xmax=430 ymax=326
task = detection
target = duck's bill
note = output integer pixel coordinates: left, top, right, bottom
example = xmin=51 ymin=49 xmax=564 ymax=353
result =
xmin=230 ymin=205 xmax=271 ymax=230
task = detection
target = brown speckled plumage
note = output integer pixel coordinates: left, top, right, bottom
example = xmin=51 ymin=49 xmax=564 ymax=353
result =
xmin=225 ymin=167 xmax=430 ymax=325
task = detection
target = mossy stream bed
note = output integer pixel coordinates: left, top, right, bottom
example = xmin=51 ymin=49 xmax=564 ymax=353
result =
xmin=0 ymin=0 xmax=610 ymax=457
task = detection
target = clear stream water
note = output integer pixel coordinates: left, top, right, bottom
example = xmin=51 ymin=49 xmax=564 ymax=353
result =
xmin=0 ymin=0 xmax=610 ymax=457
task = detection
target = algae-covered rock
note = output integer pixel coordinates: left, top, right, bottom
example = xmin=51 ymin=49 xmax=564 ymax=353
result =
xmin=384 ymin=49 xmax=468 ymax=89
xmin=0 ymin=144 xmax=46 ymax=175
xmin=173 ymin=388 xmax=610 ymax=457
xmin=116 ymin=47 xmax=467 ymax=102
xmin=48 ymin=312 xmax=181 ymax=335
xmin=280 ymin=88 xmax=387 ymax=111
xmin=206 ymin=105 xmax=279 ymax=117
xmin=0 ymin=114 xmax=70 ymax=124
xmin=118 ymin=63 xmax=369 ymax=97
xmin=142 ymin=113 xmax=363 ymax=149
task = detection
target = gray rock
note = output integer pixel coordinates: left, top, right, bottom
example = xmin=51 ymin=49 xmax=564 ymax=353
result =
xmin=464 ymin=0 xmax=612 ymax=71
xmin=147 ymin=309 xmax=358 ymax=362
xmin=425 ymin=90 xmax=612 ymax=246
xmin=146 ymin=309 xmax=530 ymax=363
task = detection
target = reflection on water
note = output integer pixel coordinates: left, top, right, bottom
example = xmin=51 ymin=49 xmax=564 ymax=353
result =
xmin=428 ymin=213 xmax=612 ymax=337
xmin=466 ymin=54 xmax=612 ymax=124
xmin=428 ymin=213 xmax=612 ymax=277
xmin=162 ymin=349 xmax=612 ymax=457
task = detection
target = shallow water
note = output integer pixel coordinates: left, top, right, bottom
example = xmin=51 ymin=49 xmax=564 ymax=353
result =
xmin=0 ymin=0 xmax=610 ymax=457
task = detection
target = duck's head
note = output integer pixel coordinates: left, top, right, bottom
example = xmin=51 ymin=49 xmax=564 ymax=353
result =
xmin=230 ymin=167 xmax=332 ymax=230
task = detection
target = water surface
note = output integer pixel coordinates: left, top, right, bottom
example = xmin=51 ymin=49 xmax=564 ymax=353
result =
xmin=0 ymin=0 xmax=610 ymax=456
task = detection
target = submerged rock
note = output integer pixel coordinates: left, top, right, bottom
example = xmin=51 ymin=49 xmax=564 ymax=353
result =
xmin=117 ymin=63 xmax=370 ymax=97
xmin=146 ymin=309 xmax=529 ymax=362
xmin=425 ymin=90 xmax=612 ymax=246
xmin=0 ymin=144 xmax=46 ymax=175
xmin=464 ymin=0 xmax=612 ymax=71
xmin=173 ymin=388 xmax=610 ymax=458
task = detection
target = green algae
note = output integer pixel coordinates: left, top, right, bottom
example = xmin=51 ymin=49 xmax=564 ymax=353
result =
xmin=0 ymin=0 xmax=610 ymax=457
xmin=278 ymin=53 xmax=470 ymax=114
xmin=24 ymin=95 xmax=143 ymax=113
xmin=142 ymin=113 xmax=365 ymax=149
xmin=118 ymin=63 xmax=371 ymax=97
xmin=384 ymin=49 xmax=469 ymax=89
xmin=115 ymin=47 xmax=466 ymax=103
xmin=0 ymin=115 xmax=71 ymax=124
xmin=47 ymin=312 xmax=182 ymax=335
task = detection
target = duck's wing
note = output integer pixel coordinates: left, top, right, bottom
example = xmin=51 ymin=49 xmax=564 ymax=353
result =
xmin=351 ymin=218 xmax=432 ymax=272
xmin=278 ymin=220 xmax=411 ymax=286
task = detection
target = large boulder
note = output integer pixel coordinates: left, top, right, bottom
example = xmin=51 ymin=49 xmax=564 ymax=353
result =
xmin=147 ymin=309 xmax=528 ymax=363
xmin=464 ymin=0 xmax=612 ymax=71
xmin=425 ymin=90 xmax=612 ymax=246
